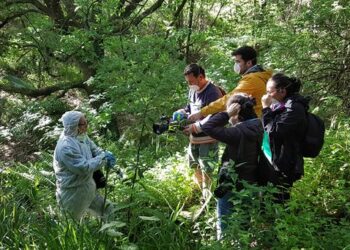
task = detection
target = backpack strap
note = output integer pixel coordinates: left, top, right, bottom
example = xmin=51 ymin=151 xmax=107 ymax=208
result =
xmin=210 ymin=81 xmax=226 ymax=96
xmin=216 ymin=85 xmax=226 ymax=96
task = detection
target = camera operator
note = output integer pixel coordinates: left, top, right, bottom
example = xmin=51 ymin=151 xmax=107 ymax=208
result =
xmin=173 ymin=63 xmax=223 ymax=203
xmin=200 ymin=94 xmax=263 ymax=239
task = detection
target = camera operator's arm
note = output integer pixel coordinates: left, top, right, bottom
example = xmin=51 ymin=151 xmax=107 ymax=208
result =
xmin=183 ymin=115 xmax=211 ymax=135
xmin=189 ymin=101 xmax=236 ymax=133
xmin=200 ymin=112 xmax=241 ymax=145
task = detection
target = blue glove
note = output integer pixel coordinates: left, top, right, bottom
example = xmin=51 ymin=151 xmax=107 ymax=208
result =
xmin=172 ymin=111 xmax=186 ymax=121
xmin=105 ymin=151 xmax=116 ymax=169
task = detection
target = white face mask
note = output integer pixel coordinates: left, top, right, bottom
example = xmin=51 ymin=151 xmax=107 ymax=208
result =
xmin=234 ymin=63 xmax=241 ymax=74
xmin=189 ymin=84 xmax=200 ymax=92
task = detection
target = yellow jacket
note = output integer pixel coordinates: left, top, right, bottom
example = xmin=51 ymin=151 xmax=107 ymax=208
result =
xmin=201 ymin=69 xmax=272 ymax=117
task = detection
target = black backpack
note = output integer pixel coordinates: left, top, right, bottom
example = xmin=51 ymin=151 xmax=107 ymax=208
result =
xmin=301 ymin=112 xmax=325 ymax=158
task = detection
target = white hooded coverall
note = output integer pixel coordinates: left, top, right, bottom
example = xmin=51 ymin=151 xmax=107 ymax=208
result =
xmin=53 ymin=111 xmax=108 ymax=220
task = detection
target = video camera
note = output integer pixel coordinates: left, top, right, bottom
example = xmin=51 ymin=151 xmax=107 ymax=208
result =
xmin=153 ymin=113 xmax=190 ymax=135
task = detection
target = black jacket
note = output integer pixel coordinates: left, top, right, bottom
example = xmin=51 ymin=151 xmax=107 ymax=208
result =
xmin=262 ymin=94 xmax=308 ymax=183
xmin=201 ymin=112 xmax=263 ymax=188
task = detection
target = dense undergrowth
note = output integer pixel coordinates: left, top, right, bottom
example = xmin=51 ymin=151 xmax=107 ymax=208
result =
xmin=1 ymin=114 xmax=350 ymax=249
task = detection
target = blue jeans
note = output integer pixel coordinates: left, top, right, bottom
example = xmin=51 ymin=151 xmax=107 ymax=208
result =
xmin=217 ymin=189 xmax=258 ymax=240
xmin=217 ymin=191 xmax=233 ymax=240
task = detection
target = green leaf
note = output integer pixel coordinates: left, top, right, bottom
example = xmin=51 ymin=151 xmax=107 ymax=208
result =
xmin=99 ymin=221 xmax=126 ymax=232
xmin=121 ymin=244 xmax=139 ymax=250
xmin=138 ymin=216 xmax=160 ymax=221
xmin=105 ymin=228 xmax=123 ymax=237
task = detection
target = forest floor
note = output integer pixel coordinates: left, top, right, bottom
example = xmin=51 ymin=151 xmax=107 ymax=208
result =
xmin=0 ymin=139 xmax=39 ymax=163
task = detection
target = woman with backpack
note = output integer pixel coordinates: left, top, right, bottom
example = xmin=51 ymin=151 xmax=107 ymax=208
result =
xmin=261 ymin=73 xmax=308 ymax=203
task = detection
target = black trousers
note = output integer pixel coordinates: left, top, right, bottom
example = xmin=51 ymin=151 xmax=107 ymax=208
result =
xmin=258 ymin=154 xmax=293 ymax=204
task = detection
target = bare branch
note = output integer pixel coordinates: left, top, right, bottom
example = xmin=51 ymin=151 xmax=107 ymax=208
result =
xmin=5 ymin=0 xmax=50 ymax=13
xmin=61 ymin=0 xmax=76 ymax=18
xmin=0 ymin=9 xmax=40 ymax=29
xmin=131 ymin=0 xmax=165 ymax=27
xmin=5 ymin=0 xmax=36 ymax=7
xmin=172 ymin=0 xmax=187 ymax=22
xmin=116 ymin=0 xmax=127 ymax=13
xmin=185 ymin=0 xmax=194 ymax=62
xmin=165 ymin=0 xmax=188 ymax=39
xmin=30 ymin=0 xmax=49 ymax=13
xmin=122 ymin=0 xmax=144 ymax=18
xmin=210 ymin=2 xmax=224 ymax=27
xmin=5 ymin=0 xmax=82 ymax=29
xmin=0 ymin=81 xmax=86 ymax=97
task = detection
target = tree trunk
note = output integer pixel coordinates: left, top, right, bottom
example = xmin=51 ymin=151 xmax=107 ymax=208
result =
xmin=185 ymin=0 xmax=195 ymax=63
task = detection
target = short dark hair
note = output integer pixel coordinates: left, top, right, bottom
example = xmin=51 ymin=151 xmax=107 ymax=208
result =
xmin=232 ymin=46 xmax=257 ymax=65
xmin=271 ymin=73 xmax=302 ymax=97
xmin=227 ymin=94 xmax=257 ymax=121
xmin=184 ymin=63 xmax=205 ymax=77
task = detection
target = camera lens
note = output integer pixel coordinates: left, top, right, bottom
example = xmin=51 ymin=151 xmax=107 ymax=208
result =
xmin=153 ymin=123 xmax=169 ymax=134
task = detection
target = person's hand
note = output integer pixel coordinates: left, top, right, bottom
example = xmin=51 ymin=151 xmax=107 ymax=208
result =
xmin=182 ymin=125 xmax=192 ymax=136
xmin=226 ymin=103 xmax=241 ymax=117
xmin=105 ymin=151 xmax=116 ymax=169
xmin=172 ymin=110 xmax=186 ymax=121
xmin=188 ymin=112 xmax=202 ymax=122
xmin=261 ymin=94 xmax=273 ymax=108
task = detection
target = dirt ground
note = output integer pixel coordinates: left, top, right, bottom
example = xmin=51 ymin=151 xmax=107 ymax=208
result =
xmin=0 ymin=140 xmax=40 ymax=164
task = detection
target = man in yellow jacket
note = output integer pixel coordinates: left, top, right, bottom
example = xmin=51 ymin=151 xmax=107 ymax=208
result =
xmin=189 ymin=46 xmax=272 ymax=121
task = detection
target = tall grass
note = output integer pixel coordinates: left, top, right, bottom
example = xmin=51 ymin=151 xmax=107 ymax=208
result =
xmin=1 ymin=117 xmax=350 ymax=249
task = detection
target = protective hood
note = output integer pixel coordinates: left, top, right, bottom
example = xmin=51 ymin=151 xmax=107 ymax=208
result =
xmin=244 ymin=64 xmax=265 ymax=75
xmin=61 ymin=111 xmax=83 ymax=137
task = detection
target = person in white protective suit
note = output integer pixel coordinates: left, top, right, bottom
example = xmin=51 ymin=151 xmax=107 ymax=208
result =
xmin=53 ymin=111 xmax=116 ymax=220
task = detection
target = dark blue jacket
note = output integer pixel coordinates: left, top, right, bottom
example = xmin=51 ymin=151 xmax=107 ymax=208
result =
xmin=201 ymin=112 xmax=263 ymax=188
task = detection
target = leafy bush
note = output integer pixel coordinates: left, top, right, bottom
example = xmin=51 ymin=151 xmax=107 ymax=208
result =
xmin=2 ymin=114 xmax=350 ymax=249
